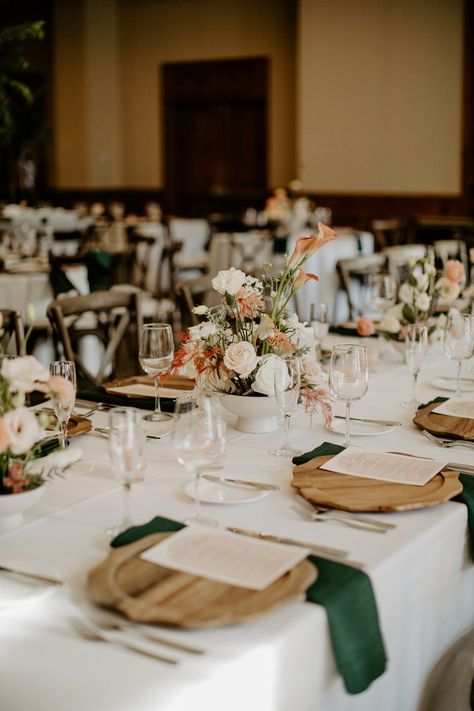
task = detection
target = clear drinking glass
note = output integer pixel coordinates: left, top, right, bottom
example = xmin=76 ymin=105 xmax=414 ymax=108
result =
xmin=173 ymin=394 xmax=223 ymax=526
xmin=49 ymin=360 xmax=76 ymax=448
xmin=402 ymin=324 xmax=428 ymax=409
xmin=368 ymin=273 xmax=397 ymax=318
xmin=271 ymin=357 xmax=301 ymax=457
xmin=139 ymin=323 xmax=174 ymax=422
xmin=329 ymin=344 xmax=369 ymax=446
xmin=107 ymin=409 xmax=146 ymax=535
xmin=444 ymin=314 xmax=474 ymax=398
xmin=310 ymin=302 xmax=329 ymax=360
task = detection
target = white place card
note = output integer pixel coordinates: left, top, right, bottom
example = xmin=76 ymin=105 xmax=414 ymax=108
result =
xmin=320 ymin=447 xmax=448 ymax=487
xmin=432 ymin=399 xmax=474 ymax=420
xmin=140 ymin=527 xmax=309 ymax=591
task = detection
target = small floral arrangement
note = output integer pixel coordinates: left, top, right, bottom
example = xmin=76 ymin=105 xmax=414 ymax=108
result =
xmin=171 ymin=224 xmax=336 ymax=424
xmin=378 ymin=253 xmax=465 ymax=342
xmin=0 ymin=356 xmax=76 ymax=494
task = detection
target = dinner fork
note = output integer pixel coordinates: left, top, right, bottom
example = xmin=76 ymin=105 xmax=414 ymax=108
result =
xmin=311 ymin=506 xmax=396 ymax=531
xmin=421 ymin=429 xmax=474 ymax=449
xmin=310 ymin=510 xmax=389 ymax=533
xmin=74 ymin=402 xmax=113 ymax=418
xmin=89 ymin=616 xmax=205 ymax=655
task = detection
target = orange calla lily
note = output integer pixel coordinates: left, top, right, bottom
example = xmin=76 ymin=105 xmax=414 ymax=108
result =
xmin=288 ymin=223 xmax=337 ymax=267
xmin=293 ymin=269 xmax=319 ymax=291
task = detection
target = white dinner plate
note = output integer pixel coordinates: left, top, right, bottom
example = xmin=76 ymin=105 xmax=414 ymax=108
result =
xmin=184 ymin=478 xmax=270 ymax=505
xmin=432 ymin=377 xmax=474 ymax=393
xmin=326 ymin=418 xmax=398 ymax=437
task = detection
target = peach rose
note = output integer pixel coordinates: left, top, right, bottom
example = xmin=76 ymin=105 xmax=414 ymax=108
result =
xmin=356 ymin=317 xmax=375 ymax=337
xmin=288 ymin=223 xmax=337 ymax=267
xmin=445 ymin=260 xmax=465 ymax=285
xmin=223 ymin=341 xmax=258 ymax=378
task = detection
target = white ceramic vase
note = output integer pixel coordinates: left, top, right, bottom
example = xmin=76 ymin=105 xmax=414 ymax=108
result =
xmin=0 ymin=486 xmax=44 ymax=531
xmin=220 ymin=394 xmax=279 ymax=434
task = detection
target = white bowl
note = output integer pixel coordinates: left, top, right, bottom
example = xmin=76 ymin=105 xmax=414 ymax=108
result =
xmin=221 ymin=394 xmax=279 ymax=433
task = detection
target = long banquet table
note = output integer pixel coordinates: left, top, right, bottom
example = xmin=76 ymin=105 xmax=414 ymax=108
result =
xmin=0 ymin=340 xmax=473 ymax=711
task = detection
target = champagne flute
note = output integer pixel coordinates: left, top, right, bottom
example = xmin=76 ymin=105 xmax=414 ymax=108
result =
xmin=107 ymin=409 xmax=146 ymax=536
xmin=139 ymin=323 xmax=174 ymax=422
xmin=271 ymin=357 xmax=301 ymax=457
xmin=444 ymin=314 xmax=474 ymax=398
xmin=310 ymin=302 xmax=329 ymax=360
xmin=402 ymin=324 xmax=428 ymax=408
xmin=49 ymin=360 xmax=76 ymax=448
xmin=173 ymin=394 xmax=222 ymax=526
xmin=329 ymin=344 xmax=368 ymax=446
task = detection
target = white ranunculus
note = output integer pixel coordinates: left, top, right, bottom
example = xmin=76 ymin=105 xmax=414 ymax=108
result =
xmin=251 ymin=355 xmax=290 ymax=396
xmin=398 ymin=283 xmax=414 ymax=305
xmin=3 ymin=408 xmax=42 ymax=455
xmin=414 ymin=292 xmax=430 ymax=312
xmin=192 ymin=304 xmax=209 ymax=315
xmin=188 ymin=321 xmax=218 ymax=341
xmin=223 ymin=341 xmax=258 ymax=378
xmin=212 ymin=267 xmax=247 ymax=296
xmin=379 ymin=314 xmax=401 ymax=334
xmin=1 ymin=356 xmax=49 ymax=393
xmin=416 ymin=273 xmax=429 ymax=291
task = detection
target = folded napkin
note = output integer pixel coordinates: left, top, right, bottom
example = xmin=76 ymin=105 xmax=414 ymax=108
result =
xmin=417 ymin=396 xmax=448 ymax=410
xmin=293 ymin=440 xmax=474 ymax=559
xmin=77 ymin=387 xmax=174 ymax=413
xmin=36 ymin=436 xmax=62 ymax=459
xmin=112 ymin=512 xmax=386 ymax=695
xmin=329 ymin=325 xmax=377 ymax=338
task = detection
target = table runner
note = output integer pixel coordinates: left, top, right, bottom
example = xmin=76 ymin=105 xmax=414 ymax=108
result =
xmin=112 ymin=512 xmax=387 ymax=695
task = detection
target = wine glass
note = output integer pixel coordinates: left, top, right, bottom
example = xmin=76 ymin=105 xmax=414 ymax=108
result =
xmin=49 ymin=360 xmax=76 ymax=448
xmin=107 ymin=409 xmax=146 ymax=536
xmin=402 ymin=324 xmax=428 ymax=409
xmin=173 ymin=394 xmax=223 ymax=526
xmin=139 ymin=323 xmax=174 ymax=422
xmin=329 ymin=344 xmax=369 ymax=446
xmin=310 ymin=302 xmax=329 ymax=360
xmin=444 ymin=314 xmax=474 ymax=398
xmin=368 ymin=273 xmax=396 ymax=318
xmin=271 ymin=357 xmax=301 ymax=457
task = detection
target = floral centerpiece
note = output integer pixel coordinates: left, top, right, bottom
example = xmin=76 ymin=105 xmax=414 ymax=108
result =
xmin=171 ymin=224 xmax=336 ymax=431
xmin=378 ymin=252 xmax=466 ymax=343
xmin=0 ymin=355 xmax=77 ymax=495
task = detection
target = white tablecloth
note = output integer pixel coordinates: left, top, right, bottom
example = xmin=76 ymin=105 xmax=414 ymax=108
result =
xmin=0 ymin=343 xmax=472 ymax=711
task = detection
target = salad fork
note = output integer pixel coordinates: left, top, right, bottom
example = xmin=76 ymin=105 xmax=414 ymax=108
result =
xmin=421 ymin=430 xmax=474 ymax=449
xmin=311 ymin=506 xmax=396 ymax=531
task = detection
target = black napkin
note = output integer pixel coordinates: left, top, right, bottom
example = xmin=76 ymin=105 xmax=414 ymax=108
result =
xmin=77 ymin=387 xmax=175 ymax=413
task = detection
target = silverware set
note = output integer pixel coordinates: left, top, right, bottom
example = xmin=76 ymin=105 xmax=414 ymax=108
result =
xmin=421 ymin=429 xmax=474 ymax=450
xmin=309 ymin=506 xmax=396 ymax=533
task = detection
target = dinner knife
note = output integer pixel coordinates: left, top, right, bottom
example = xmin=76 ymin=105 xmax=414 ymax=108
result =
xmin=0 ymin=565 xmax=63 ymax=586
xmin=94 ymin=427 xmax=164 ymax=441
xmin=333 ymin=415 xmax=402 ymax=427
xmin=202 ymin=474 xmax=279 ymax=491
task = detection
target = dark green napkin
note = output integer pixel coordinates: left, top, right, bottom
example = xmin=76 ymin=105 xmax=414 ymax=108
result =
xmin=417 ymin=396 xmax=448 ymax=410
xmin=329 ymin=325 xmax=377 ymax=338
xmin=77 ymin=387 xmax=175 ymax=413
xmin=111 ymin=512 xmax=386 ymax=695
xmin=35 ymin=436 xmax=62 ymax=459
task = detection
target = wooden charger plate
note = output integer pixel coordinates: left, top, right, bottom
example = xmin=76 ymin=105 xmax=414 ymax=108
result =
xmin=103 ymin=375 xmax=195 ymax=399
xmin=292 ymin=454 xmax=462 ymax=512
xmin=45 ymin=412 xmax=92 ymax=438
xmin=413 ymin=401 xmax=474 ymax=441
xmin=88 ymin=532 xmax=317 ymax=629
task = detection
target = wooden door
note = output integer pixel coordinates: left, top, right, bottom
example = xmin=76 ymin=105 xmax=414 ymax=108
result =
xmin=163 ymin=58 xmax=268 ymax=216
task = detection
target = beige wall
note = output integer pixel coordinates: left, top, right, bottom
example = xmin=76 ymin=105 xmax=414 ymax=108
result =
xmin=53 ymin=0 xmax=296 ymax=189
xmin=298 ymin=0 xmax=464 ymax=195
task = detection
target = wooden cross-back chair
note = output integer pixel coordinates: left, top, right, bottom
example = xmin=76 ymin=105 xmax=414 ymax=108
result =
xmin=336 ymin=253 xmax=389 ymax=319
xmin=0 ymin=309 xmax=25 ymax=355
xmin=47 ymin=290 xmax=142 ymax=387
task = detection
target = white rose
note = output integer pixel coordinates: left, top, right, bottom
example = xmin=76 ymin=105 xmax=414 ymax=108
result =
xmin=251 ymin=355 xmax=290 ymax=396
xmin=416 ymin=273 xmax=429 ymax=291
xmin=301 ymin=355 xmax=322 ymax=384
xmin=188 ymin=322 xmax=218 ymax=340
xmin=398 ymin=283 xmax=413 ymax=305
xmin=414 ymin=293 xmax=430 ymax=312
xmin=192 ymin=304 xmax=209 ymax=315
xmin=3 ymin=408 xmax=42 ymax=455
xmin=379 ymin=315 xmax=401 ymax=334
xmin=1 ymin=356 xmax=49 ymax=393
xmin=223 ymin=341 xmax=258 ymax=378
xmin=212 ymin=267 xmax=247 ymax=296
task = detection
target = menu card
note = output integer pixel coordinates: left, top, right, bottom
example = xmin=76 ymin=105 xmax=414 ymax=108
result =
xmin=140 ymin=527 xmax=308 ymax=591
xmin=320 ymin=447 xmax=447 ymax=486
xmin=432 ymin=399 xmax=474 ymax=420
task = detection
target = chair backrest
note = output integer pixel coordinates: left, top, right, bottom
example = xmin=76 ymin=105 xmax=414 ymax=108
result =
xmin=49 ymin=253 xmax=88 ymax=299
xmin=336 ymin=253 xmax=388 ymax=319
xmin=383 ymin=244 xmax=427 ymax=283
xmin=0 ymin=310 xmax=25 ymax=355
xmin=168 ymin=218 xmax=209 ymax=267
xmin=433 ymin=239 xmax=469 ymax=273
xmin=370 ymin=218 xmax=411 ymax=250
xmin=47 ymin=290 xmax=143 ymax=387
xmin=207 ymin=233 xmax=232 ymax=278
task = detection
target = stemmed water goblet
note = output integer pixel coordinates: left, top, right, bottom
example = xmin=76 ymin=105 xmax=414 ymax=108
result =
xmin=271 ymin=357 xmax=301 ymax=457
xmin=49 ymin=360 xmax=76 ymax=448
xmin=173 ymin=394 xmax=224 ymax=526
xmin=139 ymin=323 xmax=174 ymax=422
xmin=402 ymin=324 xmax=428 ymax=409
xmin=310 ymin=302 xmax=329 ymax=360
xmin=444 ymin=314 xmax=474 ymax=398
xmin=107 ymin=409 xmax=146 ymax=536
xmin=368 ymin=273 xmax=397 ymax=319
xmin=329 ymin=344 xmax=369 ymax=446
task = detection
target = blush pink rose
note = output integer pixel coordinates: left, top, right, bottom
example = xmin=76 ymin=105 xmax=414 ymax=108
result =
xmin=48 ymin=375 xmax=76 ymax=408
xmin=356 ymin=317 xmax=375 ymax=337
xmin=223 ymin=341 xmax=258 ymax=378
xmin=445 ymin=260 xmax=465 ymax=285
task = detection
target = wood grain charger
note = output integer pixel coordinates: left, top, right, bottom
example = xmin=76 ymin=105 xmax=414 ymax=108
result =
xmin=103 ymin=374 xmax=195 ymax=399
xmin=45 ymin=413 xmax=92 ymax=438
xmin=413 ymin=401 xmax=474 ymax=441
xmin=292 ymin=454 xmax=463 ymax=512
xmin=88 ymin=532 xmax=317 ymax=628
